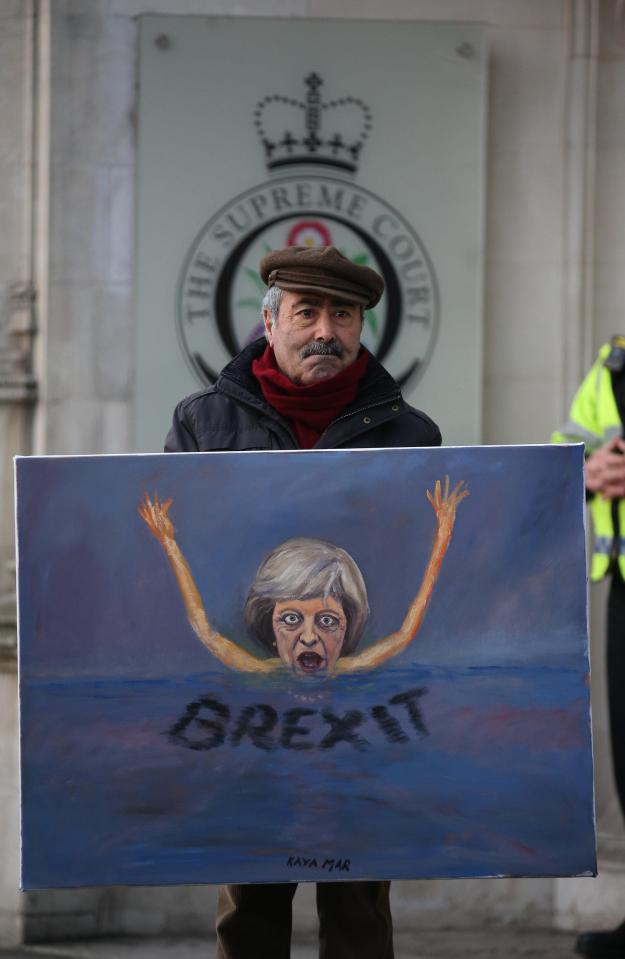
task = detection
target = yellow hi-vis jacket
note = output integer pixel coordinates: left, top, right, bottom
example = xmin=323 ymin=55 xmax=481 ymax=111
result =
xmin=552 ymin=342 xmax=624 ymax=581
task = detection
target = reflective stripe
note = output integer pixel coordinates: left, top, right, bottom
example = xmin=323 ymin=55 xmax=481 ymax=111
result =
xmin=592 ymin=533 xmax=625 ymax=571
xmin=595 ymin=536 xmax=612 ymax=555
xmin=556 ymin=421 xmax=603 ymax=447
xmin=589 ymin=495 xmax=625 ymax=580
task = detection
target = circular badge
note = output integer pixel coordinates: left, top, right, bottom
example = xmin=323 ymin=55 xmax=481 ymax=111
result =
xmin=178 ymin=174 xmax=439 ymax=387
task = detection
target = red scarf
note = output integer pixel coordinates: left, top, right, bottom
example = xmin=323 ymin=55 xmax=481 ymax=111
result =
xmin=252 ymin=346 xmax=369 ymax=448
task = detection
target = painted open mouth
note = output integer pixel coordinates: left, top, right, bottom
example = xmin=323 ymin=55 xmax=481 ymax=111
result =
xmin=296 ymin=652 xmax=326 ymax=672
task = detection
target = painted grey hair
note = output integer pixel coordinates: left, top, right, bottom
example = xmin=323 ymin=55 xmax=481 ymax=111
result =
xmin=262 ymin=285 xmax=283 ymax=334
xmin=244 ymin=537 xmax=369 ymax=656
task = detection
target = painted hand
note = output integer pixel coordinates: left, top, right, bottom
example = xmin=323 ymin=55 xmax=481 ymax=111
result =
xmin=138 ymin=492 xmax=175 ymax=544
xmin=426 ymin=476 xmax=469 ymax=531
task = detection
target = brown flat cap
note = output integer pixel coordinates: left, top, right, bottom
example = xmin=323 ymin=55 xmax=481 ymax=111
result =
xmin=260 ymin=246 xmax=384 ymax=309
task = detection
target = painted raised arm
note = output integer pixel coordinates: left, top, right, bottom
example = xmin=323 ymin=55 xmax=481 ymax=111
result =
xmin=338 ymin=477 xmax=469 ymax=672
xmin=138 ymin=493 xmax=277 ymax=674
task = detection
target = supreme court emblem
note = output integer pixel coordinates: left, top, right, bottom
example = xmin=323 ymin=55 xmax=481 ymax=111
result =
xmin=177 ymin=74 xmax=440 ymax=386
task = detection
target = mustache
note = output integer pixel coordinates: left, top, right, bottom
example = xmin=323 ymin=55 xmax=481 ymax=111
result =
xmin=300 ymin=340 xmax=344 ymax=359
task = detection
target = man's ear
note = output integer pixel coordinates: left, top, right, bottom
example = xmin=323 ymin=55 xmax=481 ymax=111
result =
xmin=262 ymin=307 xmax=274 ymax=344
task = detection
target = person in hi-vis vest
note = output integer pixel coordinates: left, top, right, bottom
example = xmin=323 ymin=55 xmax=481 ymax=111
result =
xmin=553 ymin=336 xmax=625 ymax=959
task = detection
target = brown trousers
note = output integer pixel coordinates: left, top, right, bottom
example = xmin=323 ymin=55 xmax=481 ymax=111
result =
xmin=216 ymin=881 xmax=394 ymax=959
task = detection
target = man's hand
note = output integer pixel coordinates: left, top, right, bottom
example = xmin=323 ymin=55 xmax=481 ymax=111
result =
xmin=426 ymin=476 xmax=469 ymax=530
xmin=585 ymin=437 xmax=625 ymax=498
xmin=138 ymin=492 xmax=175 ymax=544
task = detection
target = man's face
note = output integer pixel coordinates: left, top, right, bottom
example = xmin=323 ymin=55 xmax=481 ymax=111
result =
xmin=263 ymin=291 xmax=362 ymax=385
xmin=271 ymin=596 xmax=347 ymax=677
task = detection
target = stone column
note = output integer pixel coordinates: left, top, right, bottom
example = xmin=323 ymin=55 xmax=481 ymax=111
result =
xmin=0 ymin=289 xmax=37 ymax=949
xmin=0 ymin=0 xmax=38 ymax=944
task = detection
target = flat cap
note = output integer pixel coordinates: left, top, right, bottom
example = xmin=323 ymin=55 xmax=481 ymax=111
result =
xmin=260 ymin=246 xmax=384 ymax=309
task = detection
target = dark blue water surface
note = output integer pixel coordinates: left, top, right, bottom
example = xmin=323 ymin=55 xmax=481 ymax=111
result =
xmin=21 ymin=663 xmax=595 ymax=888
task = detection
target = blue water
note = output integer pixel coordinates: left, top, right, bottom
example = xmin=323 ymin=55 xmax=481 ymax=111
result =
xmin=20 ymin=664 xmax=596 ymax=888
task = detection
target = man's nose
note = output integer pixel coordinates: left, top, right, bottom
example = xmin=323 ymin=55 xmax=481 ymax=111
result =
xmin=312 ymin=311 xmax=335 ymax=341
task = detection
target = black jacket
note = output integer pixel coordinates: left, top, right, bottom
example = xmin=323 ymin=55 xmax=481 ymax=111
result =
xmin=165 ymin=338 xmax=441 ymax=452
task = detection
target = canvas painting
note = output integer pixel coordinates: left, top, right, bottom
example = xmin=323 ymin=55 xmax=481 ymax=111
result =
xmin=16 ymin=444 xmax=595 ymax=888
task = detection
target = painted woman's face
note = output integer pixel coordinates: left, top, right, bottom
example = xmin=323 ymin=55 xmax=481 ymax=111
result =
xmin=272 ymin=596 xmax=347 ymax=676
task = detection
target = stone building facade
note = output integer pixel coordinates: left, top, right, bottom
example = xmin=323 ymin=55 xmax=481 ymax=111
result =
xmin=1 ymin=0 xmax=624 ymax=947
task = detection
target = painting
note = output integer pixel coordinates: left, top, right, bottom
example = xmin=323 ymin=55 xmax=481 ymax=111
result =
xmin=17 ymin=445 xmax=595 ymax=888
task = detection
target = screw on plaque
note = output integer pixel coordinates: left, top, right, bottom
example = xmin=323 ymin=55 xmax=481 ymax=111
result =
xmin=456 ymin=42 xmax=475 ymax=59
xmin=155 ymin=34 xmax=171 ymax=50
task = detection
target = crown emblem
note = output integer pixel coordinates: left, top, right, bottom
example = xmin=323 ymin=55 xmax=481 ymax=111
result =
xmin=254 ymin=73 xmax=372 ymax=174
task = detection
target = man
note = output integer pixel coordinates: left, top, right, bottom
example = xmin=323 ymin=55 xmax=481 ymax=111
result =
xmin=553 ymin=337 xmax=625 ymax=959
xmin=165 ymin=245 xmax=442 ymax=959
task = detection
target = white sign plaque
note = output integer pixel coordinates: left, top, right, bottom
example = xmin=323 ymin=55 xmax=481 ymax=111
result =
xmin=136 ymin=17 xmax=487 ymax=450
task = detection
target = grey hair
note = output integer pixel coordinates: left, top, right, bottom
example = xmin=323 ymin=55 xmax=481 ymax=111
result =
xmin=262 ymin=285 xmax=283 ymax=335
xmin=244 ymin=537 xmax=369 ymax=656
